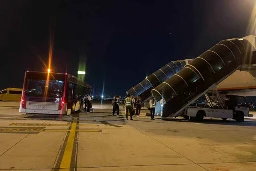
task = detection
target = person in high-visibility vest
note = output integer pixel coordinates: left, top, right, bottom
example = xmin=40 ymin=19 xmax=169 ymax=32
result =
xmin=125 ymin=94 xmax=134 ymax=120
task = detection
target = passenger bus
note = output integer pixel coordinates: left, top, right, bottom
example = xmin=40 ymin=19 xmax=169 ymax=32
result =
xmin=19 ymin=71 xmax=91 ymax=114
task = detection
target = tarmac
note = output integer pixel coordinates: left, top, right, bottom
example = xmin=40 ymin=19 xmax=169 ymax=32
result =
xmin=0 ymin=101 xmax=256 ymax=171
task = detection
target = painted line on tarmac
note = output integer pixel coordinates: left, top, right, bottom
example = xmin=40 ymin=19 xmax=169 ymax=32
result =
xmin=59 ymin=117 xmax=77 ymax=171
xmin=0 ymin=127 xmax=45 ymax=134
xmin=51 ymin=124 xmax=72 ymax=171
xmin=0 ymin=127 xmax=102 ymax=133
xmin=0 ymin=131 xmax=40 ymax=134
xmin=10 ymin=123 xmax=70 ymax=126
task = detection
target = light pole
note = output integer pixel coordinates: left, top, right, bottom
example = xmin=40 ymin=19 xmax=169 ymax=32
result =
xmin=77 ymin=71 xmax=86 ymax=81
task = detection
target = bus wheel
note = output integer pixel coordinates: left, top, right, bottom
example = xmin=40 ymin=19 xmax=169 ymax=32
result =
xmin=189 ymin=116 xmax=196 ymax=121
xmin=235 ymin=111 xmax=244 ymax=122
xmin=196 ymin=110 xmax=205 ymax=121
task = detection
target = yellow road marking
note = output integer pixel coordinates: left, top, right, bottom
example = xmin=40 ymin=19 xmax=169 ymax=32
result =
xmin=0 ymin=131 xmax=40 ymax=133
xmin=0 ymin=125 xmax=102 ymax=134
xmin=59 ymin=118 xmax=77 ymax=170
xmin=0 ymin=127 xmax=45 ymax=131
xmin=10 ymin=123 xmax=70 ymax=126
xmin=0 ymin=127 xmax=45 ymax=133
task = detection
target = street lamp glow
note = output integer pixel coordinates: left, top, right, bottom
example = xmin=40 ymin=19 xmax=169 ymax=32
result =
xmin=101 ymin=95 xmax=104 ymax=99
xmin=47 ymin=68 xmax=51 ymax=73
xmin=78 ymin=71 xmax=86 ymax=74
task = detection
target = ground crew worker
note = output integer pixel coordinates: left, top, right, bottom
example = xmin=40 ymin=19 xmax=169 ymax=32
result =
xmin=87 ymin=95 xmax=92 ymax=112
xmin=131 ymin=95 xmax=135 ymax=109
xmin=135 ymin=96 xmax=142 ymax=116
xmin=112 ymin=95 xmax=120 ymax=116
xmin=125 ymin=94 xmax=133 ymax=120
xmin=149 ymin=97 xmax=156 ymax=120
xmin=83 ymin=95 xmax=88 ymax=112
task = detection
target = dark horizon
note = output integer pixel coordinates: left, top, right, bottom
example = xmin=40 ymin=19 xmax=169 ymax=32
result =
xmin=1 ymin=0 xmax=255 ymax=96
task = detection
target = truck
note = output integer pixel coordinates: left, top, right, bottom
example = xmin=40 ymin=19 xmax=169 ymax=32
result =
xmin=181 ymin=90 xmax=250 ymax=122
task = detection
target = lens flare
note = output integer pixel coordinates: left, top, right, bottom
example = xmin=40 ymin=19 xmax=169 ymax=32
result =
xmin=245 ymin=2 xmax=256 ymax=68
xmin=247 ymin=1 xmax=256 ymax=36
xmin=44 ymin=28 xmax=54 ymax=101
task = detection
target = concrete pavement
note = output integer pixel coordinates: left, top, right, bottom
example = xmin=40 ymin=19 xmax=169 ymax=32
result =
xmin=0 ymin=101 xmax=256 ymax=171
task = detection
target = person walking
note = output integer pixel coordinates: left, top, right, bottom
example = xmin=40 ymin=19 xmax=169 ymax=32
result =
xmin=149 ymin=98 xmax=156 ymax=120
xmin=135 ymin=96 xmax=142 ymax=116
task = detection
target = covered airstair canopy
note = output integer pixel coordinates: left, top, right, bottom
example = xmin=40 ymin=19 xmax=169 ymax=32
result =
xmin=151 ymin=35 xmax=256 ymax=117
xmin=126 ymin=59 xmax=192 ymax=100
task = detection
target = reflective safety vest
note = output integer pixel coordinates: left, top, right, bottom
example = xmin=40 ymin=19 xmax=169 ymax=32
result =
xmin=125 ymin=97 xmax=131 ymax=106
xmin=116 ymin=97 xmax=120 ymax=104
xmin=150 ymin=99 xmax=156 ymax=108
xmin=152 ymin=101 xmax=155 ymax=107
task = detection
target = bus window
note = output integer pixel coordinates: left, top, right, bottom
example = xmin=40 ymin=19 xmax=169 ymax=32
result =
xmin=68 ymin=83 xmax=74 ymax=99
xmin=0 ymin=90 xmax=7 ymax=94
xmin=0 ymin=88 xmax=22 ymax=101
xmin=25 ymin=79 xmax=64 ymax=98
xmin=9 ymin=90 xmax=22 ymax=94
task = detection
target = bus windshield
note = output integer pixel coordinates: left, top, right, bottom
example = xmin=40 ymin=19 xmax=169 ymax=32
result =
xmin=25 ymin=79 xmax=64 ymax=98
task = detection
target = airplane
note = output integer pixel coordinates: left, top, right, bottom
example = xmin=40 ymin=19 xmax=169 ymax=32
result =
xmin=217 ymin=65 xmax=256 ymax=96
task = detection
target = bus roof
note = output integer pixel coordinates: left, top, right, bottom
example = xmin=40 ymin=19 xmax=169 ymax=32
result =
xmin=2 ymin=88 xmax=23 ymax=91
xmin=25 ymin=71 xmax=91 ymax=89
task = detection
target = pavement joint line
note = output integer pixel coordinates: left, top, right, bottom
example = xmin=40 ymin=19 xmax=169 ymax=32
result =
xmin=125 ymin=122 xmax=210 ymax=171
xmin=59 ymin=117 xmax=77 ymax=170
xmin=0 ymin=134 xmax=30 ymax=157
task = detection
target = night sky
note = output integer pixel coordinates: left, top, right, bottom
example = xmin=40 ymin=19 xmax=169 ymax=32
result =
xmin=1 ymin=0 xmax=255 ymax=96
